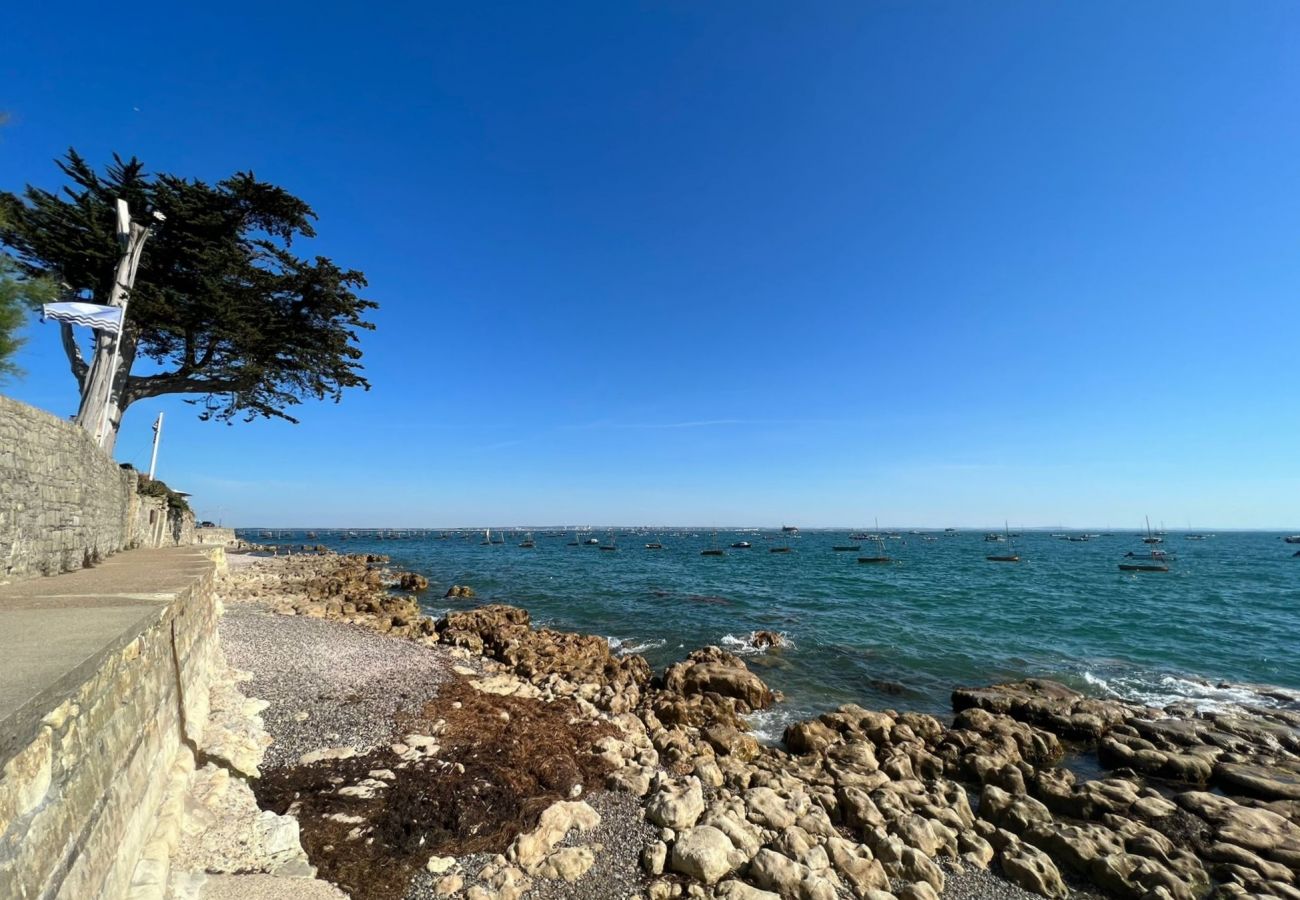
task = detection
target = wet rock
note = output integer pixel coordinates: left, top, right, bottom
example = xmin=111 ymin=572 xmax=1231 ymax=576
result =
xmin=703 ymin=723 xmax=762 ymax=760
xmin=663 ymin=647 xmax=776 ymax=711
xmin=952 ymin=679 xmax=1138 ymax=740
xmin=784 ymin=719 xmax=840 ymax=755
xmin=398 ymin=572 xmax=428 ymax=591
xmin=1215 ymin=761 xmax=1300 ymax=801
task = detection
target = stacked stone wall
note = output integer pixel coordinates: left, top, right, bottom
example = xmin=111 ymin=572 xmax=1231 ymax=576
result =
xmin=0 ymin=549 xmax=223 ymax=899
xmin=0 ymin=395 xmax=195 ymax=583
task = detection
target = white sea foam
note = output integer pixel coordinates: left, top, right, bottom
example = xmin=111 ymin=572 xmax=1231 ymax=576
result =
xmin=607 ymin=636 xmax=667 ymax=656
xmin=1080 ymin=669 xmax=1296 ymax=713
xmin=720 ymin=631 xmax=796 ymax=656
xmin=743 ymin=706 xmax=806 ymax=744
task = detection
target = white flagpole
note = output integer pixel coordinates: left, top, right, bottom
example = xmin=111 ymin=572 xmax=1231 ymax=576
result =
xmin=94 ymin=200 xmax=157 ymax=448
xmin=148 ymin=411 xmax=164 ymax=479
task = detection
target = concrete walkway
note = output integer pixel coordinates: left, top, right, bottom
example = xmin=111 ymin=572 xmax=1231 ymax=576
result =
xmin=0 ymin=546 xmax=220 ymax=763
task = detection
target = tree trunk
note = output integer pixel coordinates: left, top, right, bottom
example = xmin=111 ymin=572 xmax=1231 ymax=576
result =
xmin=73 ymin=329 xmax=137 ymax=454
xmin=72 ymin=216 xmax=150 ymax=454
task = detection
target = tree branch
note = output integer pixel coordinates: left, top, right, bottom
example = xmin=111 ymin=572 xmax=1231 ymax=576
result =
xmin=59 ymin=321 xmax=89 ymax=389
xmin=125 ymin=372 xmax=243 ymax=403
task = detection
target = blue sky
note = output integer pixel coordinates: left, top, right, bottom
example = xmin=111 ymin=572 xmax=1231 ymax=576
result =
xmin=2 ymin=2 xmax=1298 ymax=528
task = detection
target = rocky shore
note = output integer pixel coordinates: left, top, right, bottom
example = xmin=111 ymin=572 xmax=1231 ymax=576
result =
xmin=197 ymin=551 xmax=1299 ymax=900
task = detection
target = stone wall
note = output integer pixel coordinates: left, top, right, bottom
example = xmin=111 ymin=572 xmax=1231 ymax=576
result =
xmin=193 ymin=527 xmax=237 ymax=546
xmin=0 ymin=547 xmax=224 ymax=900
xmin=0 ymin=395 xmax=195 ymax=583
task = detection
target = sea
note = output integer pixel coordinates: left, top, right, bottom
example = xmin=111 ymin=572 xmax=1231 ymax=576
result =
xmin=236 ymin=528 xmax=1300 ymax=740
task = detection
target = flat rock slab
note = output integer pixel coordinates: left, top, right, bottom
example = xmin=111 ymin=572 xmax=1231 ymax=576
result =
xmin=1216 ymin=761 xmax=1300 ymax=801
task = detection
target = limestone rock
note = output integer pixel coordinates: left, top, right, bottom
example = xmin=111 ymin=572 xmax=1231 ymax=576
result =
xmin=507 ymin=799 xmax=600 ymax=869
xmin=670 ymin=825 xmax=746 ymax=884
xmin=647 ymin=777 xmax=706 ymax=829
xmin=1000 ymin=841 xmax=1068 ymax=899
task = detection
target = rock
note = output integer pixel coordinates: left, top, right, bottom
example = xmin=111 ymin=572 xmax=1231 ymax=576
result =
xmin=744 ymin=786 xmax=798 ymax=830
xmin=671 ymin=825 xmax=746 ymax=884
xmin=748 ymin=848 xmax=837 ymax=900
xmin=1215 ymin=761 xmax=1300 ymax=801
xmin=398 ymin=572 xmax=429 ymax=591
xmin=898 ymin=884 xmax=939 ymax=900
xmin=434 ymin=873 xmax=463 ymax=896
xmin=785 ymin=719 xmax=840 ymax=755
xmin=298 ymin=746 xmax=356 ymax=765
xmin=507 ymin=800 xmax=600 ymax=869
xmin=751 ymin=631 xmax=785 ymax=648
xmin=952 ymin=679 xmax=1137 ymax=740
xmin=703 ymin=723 xmax=762 ymax=760
xmin=536 ymin=846 xmax=595 ymax=881
xmin=426 ymin=855 xmax=457 ymax=874
xmin=642 ymin=840 xmax=668 ymax=875
xmin=664 ymin=648 xmax=776 ymax=711
xmin=1000 ymin=842 xmax=1068 ymax=899
xmin=444 ymin=584 xmax=476 ymax=598
xmin=715 ymin=881 xmax=782 ymax=900
xmin=825 ymin=836 xmax=890 ymax=896
xmin=980 ymin=784 xmax=1051 ymax=834
xmin=647 ymin=777 xmax=706 ymax=829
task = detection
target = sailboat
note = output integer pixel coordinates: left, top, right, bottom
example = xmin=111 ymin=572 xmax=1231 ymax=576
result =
xmin=599 ymin=530 xmax=618 ymax=551
xmin=701 ymin=530 xmax=725 ymax=557
xmin=986 ymin=521 xmax=1020 ymax=562
xmin=481 ymin=527 xmax=492 ymax=546
xmin=1142 ymin=517 xmax=1163 ymax=544
xmin=518 ymin=531 xmax=535 ymax=548
xmin=567 ymin=529 xmax=580 ymax=546
xmin=857 ymin=530 xmax=892 ymax=564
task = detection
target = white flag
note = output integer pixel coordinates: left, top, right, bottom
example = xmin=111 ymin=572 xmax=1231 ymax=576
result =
xmin=41 ymin=302 xmax=125 ymax=335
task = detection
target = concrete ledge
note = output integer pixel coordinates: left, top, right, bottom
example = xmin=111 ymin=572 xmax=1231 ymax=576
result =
xmin=0 ymin=545 xmax=224 ymax=899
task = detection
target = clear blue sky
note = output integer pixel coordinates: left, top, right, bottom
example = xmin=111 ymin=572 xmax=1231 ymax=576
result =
xmin=3 ymin=2 xmax=1298 ymax=528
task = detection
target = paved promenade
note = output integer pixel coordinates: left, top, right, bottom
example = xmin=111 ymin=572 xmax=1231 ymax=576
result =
xmin=0 ymin=546 xmax=220 ymax=762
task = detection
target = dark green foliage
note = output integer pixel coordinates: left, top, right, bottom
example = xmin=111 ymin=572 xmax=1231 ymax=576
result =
xmin=0 ymin=209 xmax=57 ymax=382
xmin=0 ymin=150 xmax=376 ymax=423
xmin=137 ymin=475 xmax=191 ymax=514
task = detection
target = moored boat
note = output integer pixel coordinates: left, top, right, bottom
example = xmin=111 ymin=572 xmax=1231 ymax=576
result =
xmin=730 ymin=541 xmax=751 ymax=549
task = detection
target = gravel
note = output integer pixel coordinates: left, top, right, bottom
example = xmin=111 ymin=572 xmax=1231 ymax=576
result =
xmin=220 ymin=600 xmax=456 ymax=769
xmin=403 ymin=790 xmax=656 ymax=900
xmin=939 ymin=860 xmax=1109 ymax=900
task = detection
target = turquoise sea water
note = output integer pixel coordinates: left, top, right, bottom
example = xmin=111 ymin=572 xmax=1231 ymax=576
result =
xmin=238 ymin=529 xmax=1300 ymax=737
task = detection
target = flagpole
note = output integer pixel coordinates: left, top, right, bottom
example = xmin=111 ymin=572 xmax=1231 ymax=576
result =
xmin=94 ymin=201 xmax=156 ymax=448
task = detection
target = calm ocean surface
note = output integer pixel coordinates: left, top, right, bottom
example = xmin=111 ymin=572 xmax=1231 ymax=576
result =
xmin=238 ymin=529 xmax=1300 ymax=738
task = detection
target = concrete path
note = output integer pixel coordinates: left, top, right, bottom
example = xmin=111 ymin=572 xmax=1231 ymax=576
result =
xmin=0 ymin=546 xmax=220 ymax=763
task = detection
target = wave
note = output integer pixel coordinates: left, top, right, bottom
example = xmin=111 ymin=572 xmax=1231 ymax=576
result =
xmin=743 ymin=706 xmax=806 ymax=744
xmin=1080 ymin=668 xmax=1299 ymax=713
xmin=607 ymin=635 xmax=667 ymax=656
xmin=720 ymin=631 xmax=796 ymax=656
